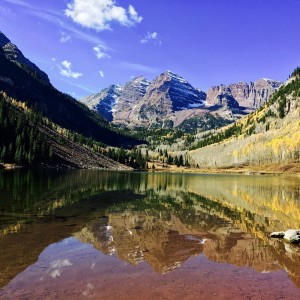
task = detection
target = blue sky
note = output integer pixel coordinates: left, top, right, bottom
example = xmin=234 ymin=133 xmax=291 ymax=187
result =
xmin=0 ymin=0 xmax=300 ymax=99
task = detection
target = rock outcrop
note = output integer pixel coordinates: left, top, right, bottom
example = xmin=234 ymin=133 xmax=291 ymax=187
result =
xmin=214 ymin=92 xmax=240 ymax=110
xmin=207 ymin=78 xmax=282 ymax=109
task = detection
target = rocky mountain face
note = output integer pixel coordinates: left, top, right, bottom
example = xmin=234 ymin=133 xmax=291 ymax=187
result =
xmin=146 ymin=71 xmax=206 ymax=112
xmin=81 ymin=72 xmax=281 ymax=130
xmin=207 ymin=78 xmax=282 ymax=109
xmin=0 ymin=31 xmax=50 ymax=85
xmin=80 ymin=84 xmax=123 ymax=122
xmin=130 ymin=71 xmax=206 ymax=128
xmin=81 ymin=71 xmax=206 ymax=128
xmin=113 ymin=76 xmax=150 ymax=124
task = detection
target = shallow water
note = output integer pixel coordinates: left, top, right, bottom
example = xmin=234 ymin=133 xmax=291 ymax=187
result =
xmin=0 ymin=170 xmax=300 ymax=299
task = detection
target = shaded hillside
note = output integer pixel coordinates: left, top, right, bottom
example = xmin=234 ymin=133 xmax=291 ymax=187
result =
xmin=0 ymin=33 xmax=141 ymax=148
xmin=188 ymin=68 xmax=300 ymax=168
xmin=0 ymin=92 xmax=131 ymax=170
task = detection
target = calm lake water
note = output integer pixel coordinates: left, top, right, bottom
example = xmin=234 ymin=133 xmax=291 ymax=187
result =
xmin=0 ymin=170 xmax=300 ymax=299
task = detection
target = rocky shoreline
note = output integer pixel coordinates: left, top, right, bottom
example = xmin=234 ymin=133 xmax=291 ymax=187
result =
xmin=0 ymin=162 xmax=131 ymax=171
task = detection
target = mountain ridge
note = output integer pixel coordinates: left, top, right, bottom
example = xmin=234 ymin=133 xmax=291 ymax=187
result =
xmin=81 ymin=71 xmax=281 ymax=130
xmin=0 ymin=31 xmax=50 ymax=85
xmin=207 ymin=78 xmax=282 ymax=109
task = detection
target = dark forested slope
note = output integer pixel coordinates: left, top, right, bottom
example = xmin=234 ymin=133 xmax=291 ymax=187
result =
xmin=0 ymin=42 xmax=141 ymax=148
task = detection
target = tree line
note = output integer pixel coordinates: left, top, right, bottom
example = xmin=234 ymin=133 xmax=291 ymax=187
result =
xmin=0 ymin=93 xmax=52 ymax=165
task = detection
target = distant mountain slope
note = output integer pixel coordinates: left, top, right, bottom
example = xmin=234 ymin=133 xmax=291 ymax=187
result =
xmin=188 ymin=68 xmax=300 ymax=169
xmin=80 ymin=84 xmax=123 ymax=122
xmin=0 ymin=31 xmax=141 ymax=148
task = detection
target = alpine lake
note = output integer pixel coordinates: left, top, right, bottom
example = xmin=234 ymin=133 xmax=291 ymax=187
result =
xmin=0 ymin=170 xmax=300 ymax=299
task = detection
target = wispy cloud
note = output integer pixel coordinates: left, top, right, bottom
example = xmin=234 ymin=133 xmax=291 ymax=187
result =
xmin=99 ymin=70 xmax=104 ymax=77
xmin=4 ymin=0 xmax=63 ymax=21
xmin=119 ymin=62 xmax=159 ymax=74
xmin=59 ymin=60 xmax=82 ymax=79
xmin=60 ymin=31 xmax=71 ymax=43
xmin=65 ymin=0 xmax=142 ymax=31
xmin=93 ymin=45 xmax=110 ymax=59
xmin=60 ymin=79 xmax=97 ymax=94
xmin=141 ymin=32 xmax=162 ymax=45
xmin=60 ymin=21 xmax=104 ymax=45
xmin=3 ymin=0 xmax=34 ymax=9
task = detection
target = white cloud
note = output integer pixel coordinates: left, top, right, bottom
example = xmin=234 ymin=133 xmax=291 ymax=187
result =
xmin=141 ymin=32 xmax=162 ymax=45
xmin=60 ymin=78 xmax=97 ymax=94
xmin=128 ymin=5 xmax=142 ymax=24
xmin=51 ymin=57 xmax=56 ymax=62
xmin=65 ymin=0 xmax=142 ymax=31
xmin=99 ymin=70 xmax=104 ymax=77
xmin=93 ymin=45 xmax=110 ymax=59
xmin=48 ymin=259 xmax=73 ymax=279
xmin=59 ymin=60 xmax=82 ymax=79
xmin=60 ymin=31 xmax=71 ymax=43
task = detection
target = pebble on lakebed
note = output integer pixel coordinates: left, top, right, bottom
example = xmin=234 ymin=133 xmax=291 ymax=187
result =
xmin=270 ymin=229 xmax=300 ymax=244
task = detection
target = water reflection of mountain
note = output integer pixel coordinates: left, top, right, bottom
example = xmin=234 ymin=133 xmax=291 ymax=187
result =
xmin=72 ymin=174 xmax=300 ymax=286
xmin=73 ymin=193 xmax=299 ymax=284
xmin=1 ymin=170 xmax=300 ymax=288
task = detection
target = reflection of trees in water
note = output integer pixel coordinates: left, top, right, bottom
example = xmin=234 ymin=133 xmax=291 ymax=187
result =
xmin=1 ymin=170 xmax=300 ymax=233
xmin=72 ymin=185 xmax=300 ymax=286
xmin=0 ymin=170 xmax=300 ymax=287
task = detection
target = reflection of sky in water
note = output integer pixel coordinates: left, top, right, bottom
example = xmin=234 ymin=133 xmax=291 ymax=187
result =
xmin=49 ymin=259 xmax=72 ymax=278
xmin=2 ymin=236 xmax=300 ymax=299
xmin=185 ymin=235 xmax=207 ymax=244
xmin=40 ymin=238 xmax=93 ymax=279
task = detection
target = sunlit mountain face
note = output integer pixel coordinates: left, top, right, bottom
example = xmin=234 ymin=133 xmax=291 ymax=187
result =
xmin=0 ymin=170 xmax=300 ymax=299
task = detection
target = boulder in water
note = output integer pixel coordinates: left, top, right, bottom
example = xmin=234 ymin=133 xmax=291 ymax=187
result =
xmin=271 ymin=229 xmax=300 ymax=244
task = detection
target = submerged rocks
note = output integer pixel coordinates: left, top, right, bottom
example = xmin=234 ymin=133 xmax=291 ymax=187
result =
xmin=271 ymin=229 xmax=300 ymax=244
